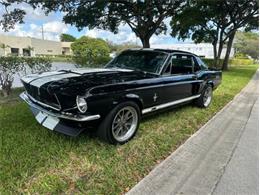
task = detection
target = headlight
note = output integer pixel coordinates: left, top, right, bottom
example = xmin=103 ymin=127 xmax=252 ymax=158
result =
xmin=76 ymin=96 xmax=88 ymax=113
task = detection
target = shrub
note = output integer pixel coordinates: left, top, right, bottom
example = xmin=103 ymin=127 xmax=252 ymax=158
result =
xmin=202 ymin=58 xmax=224 ymax=68
xmin=0 ymin=56 xmax=51 ymax=96
xmin=202 ymin=58 xmax=254 ymax=69
xmin=229 ymin=58 xmax=254 ymax=66
xmin=0 ymin=57 xmax=24 ymax=96
xmin=71 ymin=36 xmax=111 ymax=67
xmin=24 ymin=57 xmax=52 ymax=74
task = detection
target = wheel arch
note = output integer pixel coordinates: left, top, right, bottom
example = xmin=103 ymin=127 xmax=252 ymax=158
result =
xmin=124 ymin=93 xmax=144 ymax=111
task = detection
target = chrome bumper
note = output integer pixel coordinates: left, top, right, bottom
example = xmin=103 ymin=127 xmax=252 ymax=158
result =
xmin=20 ymin=92 xmax=100 ymax=122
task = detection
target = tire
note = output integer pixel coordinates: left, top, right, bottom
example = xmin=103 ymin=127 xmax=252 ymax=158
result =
xmin=97 ymin=101 xmax=141 ymax=144
xmin=195 ymin=84 xmax=213 ymax=108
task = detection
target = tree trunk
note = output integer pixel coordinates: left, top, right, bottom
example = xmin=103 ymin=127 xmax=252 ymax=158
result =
xmin=1 ymin=79 xmax=12 ymax=97
xmin=2 ymin=87 xmax=11 ymax=97
xmin=140 ymin=36 xmax=151 ymax=48
xmin=222 ymin=31 xmax=236 ymax=71
xmin=216 ymin=41 xmax=224 ymax=67
xmin=216 ymin=29 xmax=224 ymax=66
xmin=213 ymin=42 xmax=218 ymax=66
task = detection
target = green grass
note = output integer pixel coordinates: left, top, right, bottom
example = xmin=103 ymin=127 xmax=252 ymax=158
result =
xmin=0 ymin=65 xmax=258 ymax=194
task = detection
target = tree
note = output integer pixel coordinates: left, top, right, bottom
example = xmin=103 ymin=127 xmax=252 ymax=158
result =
xmin=0 ymin=0 xmax=26 ymax=31
xmin=0 ymin=43 xmax=10 ymax=56
xmin=234 ymin=31 xmax=259 ymax=59
xmin=170 ymin=0 xmax=258 ymax=70
xmin=26 ymin=0 xmax=182 ymax=48
xmin=60 ymin=33 xmax=76 ymax=42
xmin=71 ymin=36 xmax=111 ymax=67
xmin=108 ymin=41 xmax=141 ymax=54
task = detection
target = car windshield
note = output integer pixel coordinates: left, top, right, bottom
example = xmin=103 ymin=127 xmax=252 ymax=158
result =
xmin=106 ymin=50 xmax=168 ymax=74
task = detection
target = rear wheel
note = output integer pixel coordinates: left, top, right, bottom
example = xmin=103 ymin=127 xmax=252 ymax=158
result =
xmin=97 ymin=101 xmax=140 ymax=144
xmin=195 ymin=85 xmax=213 ymax=108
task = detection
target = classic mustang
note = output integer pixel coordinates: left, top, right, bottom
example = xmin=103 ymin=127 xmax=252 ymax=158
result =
xmin=20 ymin=49 xmax=221 ymax=144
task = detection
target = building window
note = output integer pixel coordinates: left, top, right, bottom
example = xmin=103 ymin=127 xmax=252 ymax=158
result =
xmin=23 ymin=49 xmax=31 ymax=56
xmin=11 ymin=48 xmax=19 ymax=56
xmin=47 ymin=50 xmax=53 ymax=53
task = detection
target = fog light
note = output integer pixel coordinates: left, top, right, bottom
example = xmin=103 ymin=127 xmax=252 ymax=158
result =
xmin=76 ymin=96 xmax=87 ymax=113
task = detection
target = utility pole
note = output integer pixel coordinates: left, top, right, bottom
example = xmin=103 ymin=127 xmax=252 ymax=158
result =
xmin=41 ymin=25 xmax=44 ymax=40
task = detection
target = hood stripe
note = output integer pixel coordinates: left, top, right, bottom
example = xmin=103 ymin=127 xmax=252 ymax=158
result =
xmin=30 ymin=73 xmax=80 ymax=88
xmin=21 ymin=71 xmax=66 ymax=84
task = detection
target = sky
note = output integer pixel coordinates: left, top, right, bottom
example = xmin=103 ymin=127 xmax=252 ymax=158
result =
xmin=0 ymin=4 xmax=188 ymax=47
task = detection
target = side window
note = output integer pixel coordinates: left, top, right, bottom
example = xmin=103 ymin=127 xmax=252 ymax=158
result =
xmin=171 ymin=54 xmax=193 ymax=74
xmin=162 ymin=60 xmax=172 ymax=76
xmin=192 ymin=56 xmax=201 ymax=72
xmin=196 ymin=57 xmax=208 ymax=70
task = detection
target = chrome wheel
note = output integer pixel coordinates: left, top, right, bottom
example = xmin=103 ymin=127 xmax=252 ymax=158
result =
xmin=112 ymin=106 xmax=138 ymax=142
xmin=203 ymin=87 xmax=212 ymax=107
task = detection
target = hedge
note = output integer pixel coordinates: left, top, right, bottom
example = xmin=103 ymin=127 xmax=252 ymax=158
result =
xmin=0 ymin=56 xmax=51 ymax=96
xmin=202 ymin=58 xmax=254 ymax=68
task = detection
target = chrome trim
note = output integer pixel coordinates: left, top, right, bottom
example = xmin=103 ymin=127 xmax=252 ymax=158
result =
xmin=127 ymin=80 xmax=203 ymax=91
xmin=142 ymin=94 xmax=201 ymax=114
xmin=26 ymin=93 xmax=61 ymax=111
xmin=20 ymin=92 xmax=100 ymax=122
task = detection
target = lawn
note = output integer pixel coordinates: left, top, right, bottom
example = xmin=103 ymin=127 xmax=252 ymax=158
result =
xmin=0 ymin=65 xmax=258 ymax=194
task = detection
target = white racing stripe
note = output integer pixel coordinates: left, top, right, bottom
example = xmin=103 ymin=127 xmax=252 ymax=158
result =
xmin=42 ymin=116 xmax=60 ymax=130
xmin=22 ymin=68 xmax=133 ymax=88
xmin=70 ymin=68 xmax=133 ymax=74
xmin=21 ymin=71 xmax=64 ymax=83
xmin=142 ymin=94 xmax=201 ymax=114
xmin=30 ymin=73 xmax=80 ymax=88
xmin=35 ymin=112 xmax=47 ymax=123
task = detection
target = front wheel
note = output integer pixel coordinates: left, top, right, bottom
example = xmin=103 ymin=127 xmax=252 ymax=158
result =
xmin=195 ymin=85 xmax=213 ymax=108
xmin=97 ymin=101 xmax=140 ymax=144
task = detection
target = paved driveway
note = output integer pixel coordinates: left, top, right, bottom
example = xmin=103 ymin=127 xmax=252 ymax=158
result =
xmin=127 ymin=71 xmax=259 ymax=195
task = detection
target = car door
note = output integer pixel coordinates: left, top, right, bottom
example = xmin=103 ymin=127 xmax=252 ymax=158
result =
xmin=161 ymin=53 xmax=202 ymax=104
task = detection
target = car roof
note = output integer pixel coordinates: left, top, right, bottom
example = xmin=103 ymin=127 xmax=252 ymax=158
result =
xmin=127 ymin=48 xmax=198 ymax=57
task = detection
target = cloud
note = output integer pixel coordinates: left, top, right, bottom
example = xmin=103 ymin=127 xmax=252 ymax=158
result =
xmin=6 ymin=2 xmax=59 ymax=23
xmin=43 ymin=21 xmax=68 ymax=34
xmin=0 ymin=21 xmax=69 ymax=41
xmin=0 ymin=2 xmax=68 ymax=41
xmin=86 ymin=24 xmax=141 ymax=45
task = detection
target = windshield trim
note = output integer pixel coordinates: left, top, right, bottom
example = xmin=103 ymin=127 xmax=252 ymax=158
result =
xmin=105 ymin=50 xmax=170 ymax=75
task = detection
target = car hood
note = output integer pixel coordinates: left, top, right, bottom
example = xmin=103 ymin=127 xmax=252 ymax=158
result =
xmin=21 ymin=68 xmax=156 ymax=96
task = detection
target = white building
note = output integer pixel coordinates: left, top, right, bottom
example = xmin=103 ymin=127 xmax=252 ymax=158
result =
xmin=0 ymin=34 xmax=73 ymax=57
xmin=153 ymin=43 xmax=234 ymax=59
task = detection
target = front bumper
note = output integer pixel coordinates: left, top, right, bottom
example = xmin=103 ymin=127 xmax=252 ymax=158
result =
xmin=20 ymin=92 xmax=101 ymax=136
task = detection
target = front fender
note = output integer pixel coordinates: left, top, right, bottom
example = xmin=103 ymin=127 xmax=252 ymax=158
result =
xmin=113 ymin=93 xmax=144 ymax=111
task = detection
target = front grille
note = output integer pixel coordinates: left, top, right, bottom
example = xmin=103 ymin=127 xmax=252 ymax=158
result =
xmin=23 ymin=82 xmax=60 ymax=110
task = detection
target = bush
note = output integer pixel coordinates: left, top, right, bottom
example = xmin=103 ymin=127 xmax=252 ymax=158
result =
xmin=0 ymin=56 xmax=51 ymax=96
xmin=0 ymin=57 xmax=24 ymax=96
xmin=202 ymin=58 xmax=224 ymax=68
xmin=202 ymin=58 xmax=254 ymax=68
xmin=71 ymin=36 xmax=111 ymax=67
xmin=24 ymin=57 xmax=52 ymax=74
xmin=229 ymin=58 xmax=254 ymax=65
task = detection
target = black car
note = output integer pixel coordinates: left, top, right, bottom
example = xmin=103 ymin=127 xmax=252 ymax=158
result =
xmin=20 ymin=49 xmax=222 ymax=144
